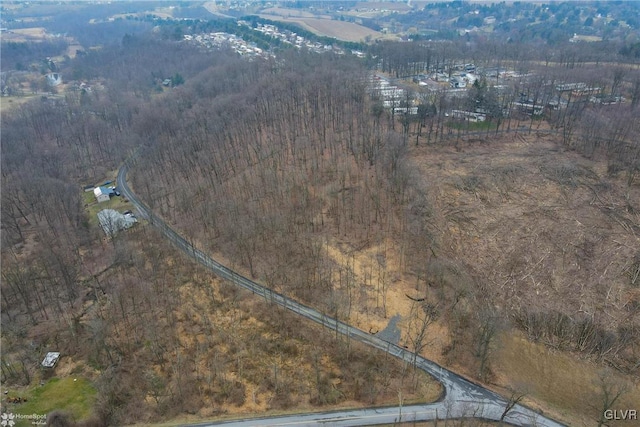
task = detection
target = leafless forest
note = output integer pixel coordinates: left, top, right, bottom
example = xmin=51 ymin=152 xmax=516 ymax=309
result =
xmin=2 ymin=31 xmax=640 ymax=425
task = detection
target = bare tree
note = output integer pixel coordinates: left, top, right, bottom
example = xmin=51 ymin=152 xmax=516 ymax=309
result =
xmin=405 ymin=299 xmax=438 ymax=383
xmin=473 ymin=305 xmax=502 ymax=382
xmin=610 ymin=67 xmax=626 ymax=96
xmin=499 ymin=388 xmax=527 ymax=425
xmin=592 ymin=368 xmax=628 ymax=427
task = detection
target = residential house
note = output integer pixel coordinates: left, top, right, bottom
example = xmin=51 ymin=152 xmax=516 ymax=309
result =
xmin=97 ymin=209 xmax=137 ymax=237
xmin=93 ymin=186 xmax=110 ymax=203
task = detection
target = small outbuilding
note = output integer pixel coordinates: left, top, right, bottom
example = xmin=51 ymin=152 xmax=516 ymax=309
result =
xmin=93 ymin=186 xmax=110 ymax=203
xmin=42 ymin=352 xmax=61 ymax=368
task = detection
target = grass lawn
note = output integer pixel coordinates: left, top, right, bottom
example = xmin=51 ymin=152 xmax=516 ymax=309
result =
xmin=446 ymin=120 xmax=495 ymax=131
xmin=83 ymin=178 xmax=134 ymax=228
xmin=84 ymin=193 xmax=132 ymax=227
xmin=7 ymin=377 xmax=96 ymax=426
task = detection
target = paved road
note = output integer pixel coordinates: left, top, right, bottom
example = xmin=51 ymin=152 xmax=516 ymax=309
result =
xmin=118 ymin=161 xmax=566 ymax=427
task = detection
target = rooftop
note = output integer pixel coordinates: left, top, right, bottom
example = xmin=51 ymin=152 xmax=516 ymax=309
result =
xmin=42 ymin=351 xmax=60 ymax=368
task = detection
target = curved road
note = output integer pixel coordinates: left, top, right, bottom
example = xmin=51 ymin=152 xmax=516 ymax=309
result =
xmin=118 ymin=161 xmax=566 ymax=427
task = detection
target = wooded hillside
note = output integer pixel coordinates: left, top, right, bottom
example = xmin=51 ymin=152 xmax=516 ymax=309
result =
xmin=2 ymin=30 xmax=639 ymax=426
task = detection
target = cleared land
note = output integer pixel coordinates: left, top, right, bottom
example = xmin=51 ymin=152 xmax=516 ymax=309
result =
xmin=0 ymin=95 xmax=40 ymax=113
xmin=258 ymin=15 xmax=384 ymax=42
xmin=410 ymin=133 xmax=638 ymax=337
xmin=353 ymin=2 xmax=413 ymax=12
xmin=261 ymin=7 xmax=331 ymax=19
xmin=405 ymin=132 xmax=640 ymax=426
xmin=2 ymin=27 xmax=48 ymax=42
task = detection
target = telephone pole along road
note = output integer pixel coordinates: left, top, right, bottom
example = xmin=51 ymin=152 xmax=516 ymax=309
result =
xmin=118 ymin=160 xmax=566 ymax=427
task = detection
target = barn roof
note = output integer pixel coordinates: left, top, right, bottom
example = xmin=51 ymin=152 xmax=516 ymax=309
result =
xmin=94 ymin=186 xmax=109 ymax=197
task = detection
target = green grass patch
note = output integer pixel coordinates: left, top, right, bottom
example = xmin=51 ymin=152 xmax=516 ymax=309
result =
xmin=9 ymin=377 xmax=97 ymax=426
xmin=84 ymin=194 xmax=132 ymax=227
xmin=446 ymin=120 xmax=495 ymax=131
xmin=82 ymin=179 xmax=133 ymax=228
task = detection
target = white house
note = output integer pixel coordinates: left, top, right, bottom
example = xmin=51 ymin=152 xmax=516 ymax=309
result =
xmin=97 ymin=209 xmax=137 ymax=236
xmin=94 ymin=186 xmax=110 ymax=203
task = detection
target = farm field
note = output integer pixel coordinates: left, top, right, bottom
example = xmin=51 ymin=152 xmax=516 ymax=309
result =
xmin=3 ymin=27 xmax=48 ymax=40
xmin=258 ymin=15 xmax=385 ymax=42
xmin=261 ymin=7 xmax=331 ymax=20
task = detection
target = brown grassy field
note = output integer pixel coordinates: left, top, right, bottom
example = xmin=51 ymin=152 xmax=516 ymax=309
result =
xmin=258 ymin=15 xmax=384 ymax=42
xmin=1 ymin=27 xmax=48 ymax=42
xmin=0 ymin=95 xmax=39 ymax=113
xmin=261 ymin=7 xmax=331 ymax=19
xmin=353 ymin=2 xmax=413 ymax=12
xmin=1 ymin=25 xmax=83 ymax=60
xmin=497 ymin=332 xmax=640 ymax=426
